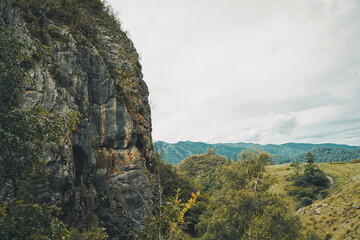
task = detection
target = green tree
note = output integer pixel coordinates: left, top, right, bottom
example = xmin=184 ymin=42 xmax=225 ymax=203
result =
xmin=287 ymin=151 xmax=330 ymax=207
xmin=305 ymin=151 xmax=316 ymax=164
xmin=0 ymin=201 xmax=70 ymax=240
xmin=205 ymin=147 xmax=215 ymax=155
xmin=177 ymin=152 xmax=229 ymax=193
xmin=197 ymin=149 xmax=301 ymax=240
xmin=136 ymin=189 xmax=199 ymax=240
xmin=155 ymin=151 xmax=208 ymax=237
xmin=155 ymin=152 xmax=198 ymax=201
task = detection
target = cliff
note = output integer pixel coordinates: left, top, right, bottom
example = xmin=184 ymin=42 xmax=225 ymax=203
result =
xmin=0 ymin=0 xmax=160 ymax=238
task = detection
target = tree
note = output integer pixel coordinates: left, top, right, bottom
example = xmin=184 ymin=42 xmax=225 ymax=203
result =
xmin=287 ymin=151 xmax=330 ymax=207
xmin=0 ymin=201 xmax=70 ymax=240
xmin=197 ymin=149 xmax=301 ymax=240
xmin=155 ymin=152 xmax=198 ymax=202
xmin=177 ymin=152 xmax=228 ymax=194
xmin=206 ymin=148 xmax=215 ymax=155
xmin=136 ymin=189 xmax=199 ymax=240
xmin=155 ymin=151 xmax=208 ymax=237
xmin=305 ymin=151 xmax=316 ymax=164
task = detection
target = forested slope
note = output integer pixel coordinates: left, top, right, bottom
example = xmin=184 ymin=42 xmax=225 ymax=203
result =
xmin=155 ymin=141 xmax=359 ymax=165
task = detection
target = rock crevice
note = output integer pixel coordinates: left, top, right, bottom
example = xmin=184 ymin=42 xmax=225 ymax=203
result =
xmin=0 ymin=1 xmax=160 ymax=238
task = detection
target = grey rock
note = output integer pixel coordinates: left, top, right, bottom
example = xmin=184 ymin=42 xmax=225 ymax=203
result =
xmin=0 ymin=1 xmax=160 ymax=239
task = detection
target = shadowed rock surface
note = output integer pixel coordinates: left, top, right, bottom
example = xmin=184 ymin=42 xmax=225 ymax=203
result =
xmin=0 ymin=0 xmax=160 ymax=238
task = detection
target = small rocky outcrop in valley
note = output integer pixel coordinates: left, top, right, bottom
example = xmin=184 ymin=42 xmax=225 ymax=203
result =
xmin=0 ymin=0 xmax=160 ymax=238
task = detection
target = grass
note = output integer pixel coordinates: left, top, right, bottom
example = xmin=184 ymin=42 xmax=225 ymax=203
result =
xmin=317 ymin=162 xmax=360 ymax=187
xmin=267 ymin=163 xmax=298 ymax=210
xmin=267 ymin=162 xmax=360 ymax=239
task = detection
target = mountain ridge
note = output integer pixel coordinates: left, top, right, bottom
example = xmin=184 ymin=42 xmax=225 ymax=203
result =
xmin=155 ymin=141 xmax=359 ymax=165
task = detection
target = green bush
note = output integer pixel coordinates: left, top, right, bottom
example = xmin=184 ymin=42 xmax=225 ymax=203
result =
xmin=69 ymin=220 xmax=108 ymax=240
xmin=197 ymin=150 xmax=301 ymax=240
xmin=0 ymin=201 xmax=69 ymax=240
xmin=300 ymin=197 xmax=314 ymax=207
xmin=288 ymin=151 xmax=330 ymax=207
xmin=304 ymin=230 xmax=323 ymax=240
xmin=136 ymin=189 xmax=199 ymax=240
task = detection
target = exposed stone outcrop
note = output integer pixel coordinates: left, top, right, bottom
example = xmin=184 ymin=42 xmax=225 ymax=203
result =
xmin=0 ymin=0 xmax=160 ymax=238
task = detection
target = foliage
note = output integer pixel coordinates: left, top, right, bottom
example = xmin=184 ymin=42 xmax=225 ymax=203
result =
xmin=263 ymin=162 xmax=360 ymax=239
xmin=0 ymin=20 xmax=36 ymax=106
xmin=241 ymin=213 xmax=272 ymax=240
xmin=155 ymin=151 xmax=208 ymax=237
xmin=287 ymin=152 xmax=329 ymax=207
xmin=293 ymin=147 xmax=360 ymax=164
xmin=197 ymin=149 xmax=301 ymax=240
xmin=0 ymin=19 xmax=79 ymax=180
xmin=68 ymin=217 xmax=108 ymax=240
xmin=219 ymin=149 xmax=273 ymax=194
xmin=156 ymin=153 xmax=198 ymax=201
xmin=155 ymin=141 xmax=358 ymax=165
xmin=0 ymin=201 xmax=108 ymax=240
xmin=14 ymin=0 xmax=123 ymax=45
xmin=136 ymin=189 xmax=199 ymax=240
xmin=305 ymin=151 xmax=315 ymax=164
xmin=0 ymin=201 xmax=69 ymax=240
xmin=0 ymin=106 xmax=79 ymax=180
xmin=0 ymin=16 xmax=97 ymax=240
xmin=177 ymin=150 xmax=229 ymax=193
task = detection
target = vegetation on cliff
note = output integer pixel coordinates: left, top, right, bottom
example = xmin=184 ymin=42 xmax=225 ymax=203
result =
xmin=0 ymin=19 xmax=85 ymax=240
xmin=0 ymin=1 xmax=125 ymax=238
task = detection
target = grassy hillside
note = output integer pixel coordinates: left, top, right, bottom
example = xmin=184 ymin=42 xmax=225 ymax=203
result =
xmin=149 ymin=149 xmax=360 ymax=239
xmin=267 ymin=161 xmax=360 ymax=239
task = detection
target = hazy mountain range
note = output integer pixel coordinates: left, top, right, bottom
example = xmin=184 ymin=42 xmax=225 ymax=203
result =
xmin=154 ymin=141 xmax=360 ymax=165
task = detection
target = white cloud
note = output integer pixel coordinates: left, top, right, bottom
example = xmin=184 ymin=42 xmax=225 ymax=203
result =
xmin=273 ymin=113 xmax=298 ymax=135
xmin=109 ymin=0 xmax=360 ymax=145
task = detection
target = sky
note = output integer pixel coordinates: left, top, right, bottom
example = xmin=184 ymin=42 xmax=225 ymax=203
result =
xmin=107 ymin=0 xmax=360 ymax=146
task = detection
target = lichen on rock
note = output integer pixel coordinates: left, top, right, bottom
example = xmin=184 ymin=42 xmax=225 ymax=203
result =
xmin=0 ymin=0 xmax=160 ymax=238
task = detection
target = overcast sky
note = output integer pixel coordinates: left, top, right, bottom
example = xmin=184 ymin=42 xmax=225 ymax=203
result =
xmin=107 ymin=0 xmax=360 ymax=146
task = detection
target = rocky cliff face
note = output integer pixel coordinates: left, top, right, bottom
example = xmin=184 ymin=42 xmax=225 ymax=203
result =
xmin=0 ymin=0 xmax=160 ymax=238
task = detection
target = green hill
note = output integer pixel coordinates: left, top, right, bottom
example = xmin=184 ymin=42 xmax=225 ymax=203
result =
xmin=267 ymin=161 xmax=360 ymax=239
xmin=155 ymin=141 xmax=359 ymax=165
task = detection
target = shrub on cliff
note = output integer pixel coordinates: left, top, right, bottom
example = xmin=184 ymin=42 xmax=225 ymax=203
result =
xmin=0 ymin=19 xmax=88 ymax=240
xmin=0 ymin=201 xmax=69 ymax=240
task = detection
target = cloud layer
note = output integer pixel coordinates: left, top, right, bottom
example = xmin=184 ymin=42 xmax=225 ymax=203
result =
xmin=109 ymin=0 xmax=360 ymax=145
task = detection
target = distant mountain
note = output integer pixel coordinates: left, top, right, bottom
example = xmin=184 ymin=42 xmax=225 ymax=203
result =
xmin=292 ymin=146 xmax=360 ymax=163
xmin=154 ymin=141 xmax=359 ymax=165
